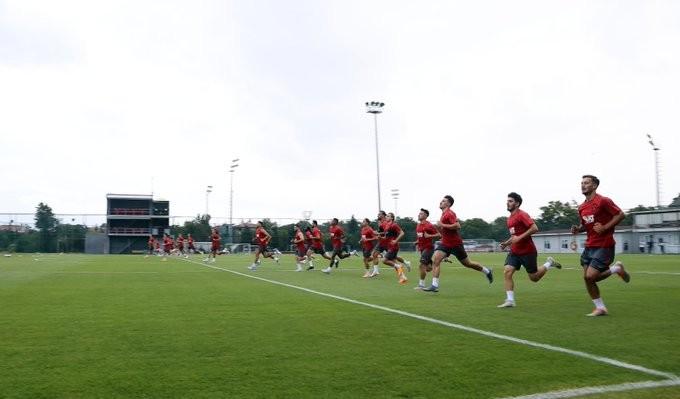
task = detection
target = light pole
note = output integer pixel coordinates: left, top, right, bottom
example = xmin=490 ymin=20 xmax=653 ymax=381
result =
xmin=205 ymin=185 xmax=213 ymax=216
xmin=229 ymin=159 xmax=240 ymax=243
xmin=366 ymin=101 xmax=385 ymax=211
xmin=646 ymin=134 xmax=661 ymax=208
xmin=391 ymin=188 xmax=400 ymax=217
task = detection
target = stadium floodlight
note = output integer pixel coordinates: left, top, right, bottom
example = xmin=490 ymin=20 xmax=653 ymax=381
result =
xmin=205 ymin=185 xmax=213 ymax=216
xmin=365 ymin=101 xmax=385 ymax=211
xmin=646 ymin=134 xmax=661 ymax=208
xmin=229 ymin=159 xmax=240 ymax=243
xmin=391 ymin=188 xmax=400 ymax=217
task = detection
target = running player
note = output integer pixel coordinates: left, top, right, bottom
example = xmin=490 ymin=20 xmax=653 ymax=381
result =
xmin=146 ymin=235 xmax=156 ymax=258
xmin=422 ymin=195 xmax=493 ymax=292
xmin=162 ymin=234 xmax=173 ymax=261
xmin=413 ymin=208 xmax=440 ymax=290
xmin=497 ymin=192 xmax=561 ymax=308
xmin=204 ymin=228 xmax=220 ymax=263
xmin=382 ymin=212 xmax=408 ymax=284
xmin=359 ymin=218 xmax=379 ymax=277
xmin=292 ymin=224 xmax=308 ymax=272
xmin=370 ymin=211 xmax=410 ymax=276
xmin=322 ymin=218 xmax=351 ymax=274
xmin=571 ymin=175 xmax=630 ymax=316
xmin=187 ymin=234 xmax=196 ymax=254
xmin=176 ymin=234 xmax=186 ymax=257
xmin=306 ymin=220 xmax=332 ymax=270
xmin=248 ymin=221 xmax=280 ymax=271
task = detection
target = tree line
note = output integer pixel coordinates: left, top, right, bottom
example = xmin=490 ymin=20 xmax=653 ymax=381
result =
xmin=0 ymin=197 xmax=676 ymax=253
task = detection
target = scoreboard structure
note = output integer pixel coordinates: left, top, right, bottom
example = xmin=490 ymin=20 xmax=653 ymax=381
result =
xmin=106 ymin=194 xmax=170 ymax=254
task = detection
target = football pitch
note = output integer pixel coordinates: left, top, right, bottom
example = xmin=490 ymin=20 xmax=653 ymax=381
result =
xmin=1 ymin=253 xmax=679 ymax=398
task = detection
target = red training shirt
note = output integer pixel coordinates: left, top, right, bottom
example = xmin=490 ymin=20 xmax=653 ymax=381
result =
xmin=440 ymin=208 xmax=463 ymax=247
xmin=578 ymin=193 xmax=622 ymax=248
xmin=506 ymin=209 xmax=537 ymax=255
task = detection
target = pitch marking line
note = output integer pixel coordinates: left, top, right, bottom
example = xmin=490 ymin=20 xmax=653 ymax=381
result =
xmin=498 ymin=378 xmax=680 ymax=399
xmin=181 ymin=258 xmax=677 ymax=381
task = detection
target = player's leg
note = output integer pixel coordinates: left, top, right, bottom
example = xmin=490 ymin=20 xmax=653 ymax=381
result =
xmin=498 ymin=253 xmax=519 ymax=307
xmin=422 ymin=249 xmax=446 ymax=291
xmin=459 ymin=256 xmax=493 ymax=283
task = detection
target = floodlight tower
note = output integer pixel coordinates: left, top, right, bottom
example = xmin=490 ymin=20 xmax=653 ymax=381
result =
xmin=205 ymin=185 xmax=213 ymax=216
xmin=229 ymin=159 xmax=239 ymax=243
xmin=391 ymin=188 xmax=400 ymax=217
xmin=646 ymin=134 xmax=661 ymax=208
xmin=365 ymin=101 xmax=385 ymax=211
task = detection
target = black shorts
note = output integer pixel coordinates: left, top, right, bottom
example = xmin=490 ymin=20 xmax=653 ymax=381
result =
xmin=310 ymin=246 xmax=325 ymax=255
xmin=505 ymin=252 xmax=538 ymax=274
xmin=257 ymin=244 xmax=271 ymax=253
xmin=385 ymin=249 xmax=399 ymax=261
xmin=420 ymin=248 xmax=434 ymax=265
xmin=372 ymin=244 xmax=388 ymax=255
xmin=296 ymin=247 xmax=306 ymax=257
xmin=435 ymin=244 xmax=468 ymax=261
xmin=332 ymin=247 xmax=346 ymax=257
xmin=581 ymin=247 xmax=615 ymax=272
xmin=362 ymin=247 xmax=374 ymax=259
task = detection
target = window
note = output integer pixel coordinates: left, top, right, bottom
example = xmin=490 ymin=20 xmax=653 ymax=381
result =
xmin=544 ymin=241 xmax=551 ymax=249
xmin=561 ymin=240 xmax=569 ymax=249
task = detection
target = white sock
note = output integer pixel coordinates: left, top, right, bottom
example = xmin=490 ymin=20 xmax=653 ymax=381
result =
xmin=609 ymin=265 xmax=621 ymax=274
xmin=309 ymin=261 xmax=314 ymax=267
xmin=506 ymin=291 xmax=515 ymax=302
xmin=593 ymin=298 xmax=605 ymax=309
xmin=543 ymin=261 xmax=552 ymax=269
xmin=432 ymin=277 xmax=440 ymax=286
xmin=482 ymin=266 xmax=490 ymax=274
xmin=373 ymin=265 xmax=380 ymax=272
xmin=419 ymin=279 xmax=425 ymax=286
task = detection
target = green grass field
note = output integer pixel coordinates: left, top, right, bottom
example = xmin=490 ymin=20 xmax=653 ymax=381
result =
xmin=1 ymin=252 xmax=679 ymax=398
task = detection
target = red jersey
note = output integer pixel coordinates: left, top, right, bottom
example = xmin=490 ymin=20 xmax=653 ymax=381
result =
xmin=416 ymin=221 xmax=437 ymax=252
xmin=384 ymin=222 xmax=402 ymax=250
xmin=294 ymin=231 xmax=306 ymax=253
xmin=148 ymin=237 xmax=155 ymax=248
xmin=578 ymin=193 xmax=622 ymax=248
xmin=177 ymin=236 xmax=184 ymax=248
xmin=211 ymin=232 xmax=221 ymax=250
xmin=188 ymin=237 xmax=195 ymax=248
xmin=163 ymin=237 xmax=173 ymax=251
xmin=507 ymin=209 xmax=537 ymax=255
xmin=440 ymin=208 xmax=463 ymax=247
xmin=255 ymin=227 xmax=269 ymax=245
xmin=360 ymin=226 xmax=376 ymax=251
xmin=304 ymin=231 xmax=313 ymax=246
xmin=329 ymin=225 xmax=344 ymax=248
xmin=311 ymin=227 xmax=324 ymax=249
xmin=378 ymin=220 xmax=390 ymax=247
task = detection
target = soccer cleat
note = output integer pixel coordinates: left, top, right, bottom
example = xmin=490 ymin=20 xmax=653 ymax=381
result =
xmin=274 ymin=256 xmax=280 ymax=264
xmin=247 ymin=264 xmax=257 ymax=271
xmin=404 ymin=260 xmax=411 ymax=272
xmin=295 ymin=264 xmax=303 ymax=272
xmin=422 ymin=285 xmax=439 ymax=292
xmin=497 ymin=300 xmax=516 ymax=308
xmin=614 ymin=261 xmax=630 ymax=283
xmin=210 ymin=258 xmax=216 ymax=263
xmin=203 ymin=258 xmax=209 ymax=262
xmin=486 ymin=268 xmax=494 ymax=284
xmin=398 ymin=275 xmax=408 ymax=285
xmin=351 ymin=250 xmax=359 ymax=257
xmin=362 ymin=271 xmax=371 ymax=278
xmin=586 ymin=308 xmax=608 ymax=317
xmin=547 ymin=256 xmax=562 ymax=269
xmin=413 ymin=284 xmax=425 ymax=290
xmin=322 ymin=267 xmax=332 ymax=274
xmin=274 ymin=249 xmax=282 ymax=255
xmin=306 ymin=265 xmax=315 ymax=271
xmin=443 ymin=257 xmax=453 ymax=263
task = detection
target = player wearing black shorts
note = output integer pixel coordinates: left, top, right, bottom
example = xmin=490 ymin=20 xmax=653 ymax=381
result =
xmin=414 ymin=208 xmax=440 ymax=290
xmin=497 ymin=192 xmax=561 ymax=308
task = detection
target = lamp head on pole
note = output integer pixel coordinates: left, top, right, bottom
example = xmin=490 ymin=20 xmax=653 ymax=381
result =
xmin=365 ymin=101 xmax=385 ymax=114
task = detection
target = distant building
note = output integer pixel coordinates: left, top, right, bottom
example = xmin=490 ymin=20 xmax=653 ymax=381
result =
xmin=106 ymin=194 xmax=170 ymax=254
xmin=532 ymin=208 xmax=680 ymax=254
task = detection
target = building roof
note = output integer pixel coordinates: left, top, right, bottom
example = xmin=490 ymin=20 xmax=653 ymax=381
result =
xmin=106 ymin=193 xmax=153 ymax=200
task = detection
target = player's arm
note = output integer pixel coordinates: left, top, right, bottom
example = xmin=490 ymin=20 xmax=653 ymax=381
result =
xmin=424 ymin=227 xmax=441 ymax=239
xmin=393 ymin=228 xmax=405 ymax=244
xmin=502 ymin=223 xmax=538 ymax=248
xmin=439 ymin=221 xmax=460 ymax=231
xmin=570 ymin=223 xmax=584 ymax=234
xmin=594 ymin=211 xmax=625 ymax=234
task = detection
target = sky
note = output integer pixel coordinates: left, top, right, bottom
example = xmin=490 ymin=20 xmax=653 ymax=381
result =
xmin=1 ymin=0 xmax=679 ymax=227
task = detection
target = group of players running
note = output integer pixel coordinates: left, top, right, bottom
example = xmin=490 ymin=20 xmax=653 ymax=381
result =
xmin=151 ymin=174 xmax=632 ymax=316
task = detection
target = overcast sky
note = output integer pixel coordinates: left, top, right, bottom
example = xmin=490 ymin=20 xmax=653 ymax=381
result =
xmin=1 ymin=0 xmax=679 ymax=227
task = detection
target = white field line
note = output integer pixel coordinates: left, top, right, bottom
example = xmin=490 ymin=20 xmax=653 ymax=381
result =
xmin=180 ymin=258 xmax=678 ymax=381
xmin=497 ymin=378 xmax=680 ymax=399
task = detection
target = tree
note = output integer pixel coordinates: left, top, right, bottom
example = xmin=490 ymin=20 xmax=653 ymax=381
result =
xmin=490 ymin=216 xmax=509 ymax=242
xmin=536 ymin=201 xmax=578 ymax=231
xmin=173 ymin=214 xmax=212 ymax=241
xmin=460 ymin=218 xmax=492 ymax=239
xmin=670 ymin=194 xmax=680 ymax=208
xmin=34 ymin=202 xmax=58 ymax=252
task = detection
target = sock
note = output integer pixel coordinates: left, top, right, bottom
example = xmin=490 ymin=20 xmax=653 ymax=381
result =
xmin=543 ymin=261 xmax=552 ymax=269
xmin=506 ymin=291 xmax=515 ymax=302
xmin=482 ymin=266 xmax=490 ymax=274
xmin=609 ymin=265 xmax=621 ymax=274
xmin=593 ymin=298 xmax=605 ymax=309
xmin=309 ymin=261 xmax=314 ymax=267
xmin=373 ymin=265 xmax=380 ymax=272
xmin=419 ymin=279 xmax=425 ymax=286
xmin=432 ymin=277 xmax=439 ymax=286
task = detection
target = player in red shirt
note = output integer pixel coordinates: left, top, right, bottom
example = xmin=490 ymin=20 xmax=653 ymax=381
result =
xmin=322 ymin=218 xmax=352 ymax=274
xmin=291 ymin=224 xmax=308 ymax=272
xmin=176 ymin=234 xmax=186 ymax=257
xmin=204 ymin=228 xmax=221 ymax=263
xmin=306 ymin=220 xmax=332 ymax=271
xmin=146 ymin=235 xmax=156 ymax=258
xmin=571 ymin=175 xmax=630 ymax=316
xmin=413 ymin=208 xmax=440 ymax=290
xmin=381 ymin=212 xmax=408 ymax=284
xmin=497 ymin=192 xmax=562 ymax=308
xmin=422 ymin=195 xmax=493 ymax=292
xmin=187 ymin=234 xmax=196 ymax=254
xmin=248 ymin=221 xmax=280 ymax=271
xmin=359 ymin=218 xmax=379 ymax=277
xmin=370 ymin=211 xmax=410 ymax=276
